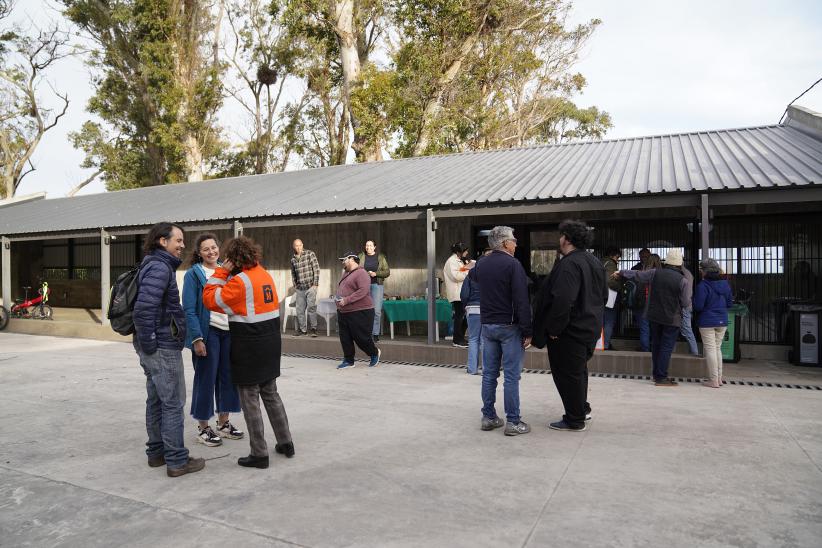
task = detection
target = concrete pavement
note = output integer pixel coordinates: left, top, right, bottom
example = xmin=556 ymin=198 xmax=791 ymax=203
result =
xmin=1 ymin=332 xmax=821 ymax=547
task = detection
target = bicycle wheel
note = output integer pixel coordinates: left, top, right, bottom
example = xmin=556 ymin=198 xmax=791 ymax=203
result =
xmin=35 ymin=304 xmax=54 ymax=320
xmin=0 ymin=306 xmax=8 ymax=331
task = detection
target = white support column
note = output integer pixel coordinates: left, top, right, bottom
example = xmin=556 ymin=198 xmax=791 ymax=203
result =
xmin=1 ymin=236 xmax=10 ymax=310
xmin=700 ymin=194 xmax=710 ymax=263
xmin=233 ymin=220 xmax=243 ymax=238
xmin=426 ymin=209 xmax=437 ymax=345
xmin=101 ymin=229 xmax=111 ymax=325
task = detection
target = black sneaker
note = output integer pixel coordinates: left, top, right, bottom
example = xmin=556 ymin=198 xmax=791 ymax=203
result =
xmin=310 ymin=328 xmax=317 ymax=338
xmin=237 ymin=455 xmax=269 ymax=469
xmin=275 ymin=442 xmax=295 ymax=458
xmin=549 ymin=420 xmax=587 ymax=432
xmin=216 ymin=421 xmax=244 ymax=440
xmin=197 ymin=425 xmax=222 ymax=447
xmin=452 ymin=342 xmax=468 ymax=349
xmin=373 ymin=335 xmax=380 ymax=343
xmin=295 ymin=330 xmax=305 ymax=337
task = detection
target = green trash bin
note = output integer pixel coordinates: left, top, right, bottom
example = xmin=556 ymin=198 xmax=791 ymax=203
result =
xmin=721 ymin=304 xmax=748 ymax=363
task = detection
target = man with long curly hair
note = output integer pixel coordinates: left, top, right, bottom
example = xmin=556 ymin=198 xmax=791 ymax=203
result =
xmin=203 ymin=236 xmax=294 ymax=468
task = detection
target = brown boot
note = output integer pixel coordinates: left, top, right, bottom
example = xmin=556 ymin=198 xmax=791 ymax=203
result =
xmin=167 ymin=457 xmax=205 ymax=478
xmin=147 ymin=454 xmax=166 ymax=467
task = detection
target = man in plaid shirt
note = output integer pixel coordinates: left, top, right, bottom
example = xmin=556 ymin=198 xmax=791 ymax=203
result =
xmin=291 ymin=239 xmax=320 ymax=336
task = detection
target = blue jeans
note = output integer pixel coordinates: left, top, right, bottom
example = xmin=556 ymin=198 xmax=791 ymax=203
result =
xmin=136 ymin=348 xmax=189 ymax=468
xmin=466 ymin=313 xmax=482 ymax=374
xmin=191 ymin=326 xmax=240 ymax=421
xmin=295 ymin=286 xmax=317 ymax=332
xmin=680 ymin=308 xmax=699 ymax=355
xmin=635 ymin=312 xmax=650 ymax=352
xmin=481 ymin=324 xmax=525 ymax=424
xmin=603 ymin=306 xmax=618 ymax=349
xmin=370 ymin=284 xmax=384 ymax=336
xmin=649 ymin=322 xmax=680 ymax=380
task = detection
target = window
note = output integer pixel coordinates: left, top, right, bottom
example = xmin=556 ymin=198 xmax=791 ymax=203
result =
xmin=617 ymin=247 xmax=685 ymax=270
xmin=741 ymin=246 xmax=784 ymax=274
xmin=698 ymin=248 xmax=738 ymax=275
xmin=530 ymin=230 xmax=559 ymax=276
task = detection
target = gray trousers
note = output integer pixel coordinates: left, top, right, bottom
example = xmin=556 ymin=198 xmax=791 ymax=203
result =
xmin=295 ymin=287 xmax=317 ymax=332
xmin=237 ymin=378 xmax=292 ymax=457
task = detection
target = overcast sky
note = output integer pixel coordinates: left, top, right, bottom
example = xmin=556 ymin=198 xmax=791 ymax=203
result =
xmin=10 ymin=0 xmax=822 ymax=198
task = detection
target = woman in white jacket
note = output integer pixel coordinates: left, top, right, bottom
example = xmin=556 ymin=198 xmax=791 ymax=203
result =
xmin=443 ymin=242 xmax=475 ymax=347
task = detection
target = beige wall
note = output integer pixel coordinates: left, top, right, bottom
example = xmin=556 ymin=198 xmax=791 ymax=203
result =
xmin=242 ymin=217 xmax=473 ymax=300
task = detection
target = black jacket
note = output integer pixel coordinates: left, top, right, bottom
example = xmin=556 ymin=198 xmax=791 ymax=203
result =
xmin=532 ymin=249 xmax=608 ymax=348
xmin=467 ymin=250 xmax=532 ymax=336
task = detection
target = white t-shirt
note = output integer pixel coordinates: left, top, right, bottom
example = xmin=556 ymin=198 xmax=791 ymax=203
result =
xmin=202 ymin=266 xmax=229 ymax=331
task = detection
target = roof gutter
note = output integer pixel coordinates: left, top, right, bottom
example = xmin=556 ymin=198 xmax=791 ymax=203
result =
xmin=0 ymin=191 xmax=46 ymax=209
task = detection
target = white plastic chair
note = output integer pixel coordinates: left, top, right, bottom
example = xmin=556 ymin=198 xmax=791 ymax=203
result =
xmin=316 ymin=298 xmax=337 ymax=337
xmin=281 ymin=294 xmax=297 ymax=333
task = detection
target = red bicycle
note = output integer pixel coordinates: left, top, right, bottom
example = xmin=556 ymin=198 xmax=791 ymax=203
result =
xmin=0 ymin=281 xmax=52 ymax=330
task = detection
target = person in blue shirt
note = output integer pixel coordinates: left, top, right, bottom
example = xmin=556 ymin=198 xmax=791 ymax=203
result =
xmin=183 ymin=233 xmax=244 ymax=448
xmin=460 ymin=250 xmax=490 ymax=375
xmin=693 ymin=258 xmax=734 ymax=388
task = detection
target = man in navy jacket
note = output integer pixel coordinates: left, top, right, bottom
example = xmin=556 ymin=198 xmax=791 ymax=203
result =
xmin=133 ymin=222 xmax=204 ymax=478
xmin=468 ymin=226 xmax=532 ymax=436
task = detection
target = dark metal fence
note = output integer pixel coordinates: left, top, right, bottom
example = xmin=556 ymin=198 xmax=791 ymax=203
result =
xmin=593 ymin=214 xmax=822 ymax=344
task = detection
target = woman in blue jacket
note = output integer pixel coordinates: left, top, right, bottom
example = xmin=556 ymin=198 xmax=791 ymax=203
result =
xmin=693 ymin=258 xmax=734 ymax=388
xmin=183 ymin=233 xmax=243 ymax=446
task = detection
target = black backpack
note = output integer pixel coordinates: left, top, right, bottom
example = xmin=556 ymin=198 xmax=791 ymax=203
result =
xmin=107 ymin=257 xmax=162 ymax=335
xmin=621 ymin=279 xmax=646 ymax=310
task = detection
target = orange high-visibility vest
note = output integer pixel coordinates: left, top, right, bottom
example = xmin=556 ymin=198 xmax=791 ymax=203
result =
xmin=203 ymin=264 xmax=279 ymax=322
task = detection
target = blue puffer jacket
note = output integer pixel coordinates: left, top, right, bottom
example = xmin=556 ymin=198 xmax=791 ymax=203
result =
xmin=182 ymin=264 xmax=210 ymax=349
xmin=133 ymin=249 xmax=186 ymax=354
xmin=693 ymin=277 xmax=734 ymax=328
xmin=460 ymin=274 xmax=480 ymax=306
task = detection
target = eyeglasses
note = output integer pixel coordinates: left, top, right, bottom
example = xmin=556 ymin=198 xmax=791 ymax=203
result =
xmin=506 ymin=238 xmax=517 ymax=244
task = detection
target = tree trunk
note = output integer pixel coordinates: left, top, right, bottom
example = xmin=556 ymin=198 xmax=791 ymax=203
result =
xmin=331 ymin=0 xmax=379 ymax=163
xmin=175 ymin=0 xmax=206 ymax=182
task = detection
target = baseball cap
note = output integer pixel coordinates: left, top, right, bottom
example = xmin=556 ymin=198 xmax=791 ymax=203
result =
xmin=338 ymin=251 xmax=359 ymax=262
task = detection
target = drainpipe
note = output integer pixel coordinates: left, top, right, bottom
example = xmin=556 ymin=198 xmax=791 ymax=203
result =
xmin=426 ymin=209 xmax=437 ymax=345
xmin=700 ymin=194 xmax=710 ymax=263
xmin=1 ymin=236 xmax=10 ymax=310
xmin=101 ymin=229 xmax=111 ymax=326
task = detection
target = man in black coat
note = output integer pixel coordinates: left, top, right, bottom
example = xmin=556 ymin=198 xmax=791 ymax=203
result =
xmin=532 ymin=220 xmax=608 ymax=431
xmin=133 ymin=222 xmax=204 ymax=478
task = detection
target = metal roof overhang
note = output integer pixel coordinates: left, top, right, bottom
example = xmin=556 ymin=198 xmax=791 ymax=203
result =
xmin=3 ymin=186 xmax=820 ymax=242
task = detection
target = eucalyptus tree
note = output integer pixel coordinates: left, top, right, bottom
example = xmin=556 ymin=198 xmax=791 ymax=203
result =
xmin=63 ymin=0 xmax=223 ymax=189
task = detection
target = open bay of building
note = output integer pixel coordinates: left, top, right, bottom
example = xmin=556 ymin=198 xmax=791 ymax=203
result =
xmin=1 ymin=332 xmax=821 ymax=548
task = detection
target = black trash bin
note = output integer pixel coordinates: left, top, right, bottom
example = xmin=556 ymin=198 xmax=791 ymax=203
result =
xmin=788 ymin=303 xmax=822 ymax=366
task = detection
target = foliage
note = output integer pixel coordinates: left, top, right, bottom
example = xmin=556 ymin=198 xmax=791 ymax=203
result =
xmin=0 ymin=4 xmax=72 ymax=199
xmin=388 ymin=0 xmax=610 ymax=156
xmin=216 ymin=0 xmax=306 ymax=176
xmin=62 ymin=0 xmax=223 ymax=190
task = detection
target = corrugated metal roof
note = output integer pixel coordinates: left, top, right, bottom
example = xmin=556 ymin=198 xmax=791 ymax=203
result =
xmin=1 ymin=124 xmax=821 ymax=236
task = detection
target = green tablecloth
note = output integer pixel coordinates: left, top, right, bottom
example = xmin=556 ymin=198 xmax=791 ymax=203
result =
xmin=382 ymin=299 xmax=452 ymax=322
